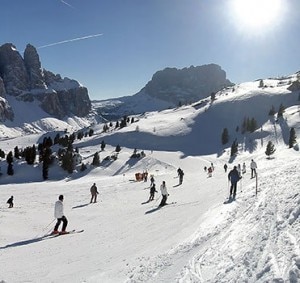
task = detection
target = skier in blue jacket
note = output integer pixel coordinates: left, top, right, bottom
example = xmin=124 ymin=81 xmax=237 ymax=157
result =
xmin=228 ymin=166 xmax=241 ymax=199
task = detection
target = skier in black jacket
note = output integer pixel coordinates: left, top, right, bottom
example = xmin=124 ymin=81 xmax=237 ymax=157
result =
xmin=228 ymin=166 xmax=241 ymax=199
xmin=7 ymin=196 xmax=13 ymax=208
xmin=149 ymin=183 xmax=158 ymax=201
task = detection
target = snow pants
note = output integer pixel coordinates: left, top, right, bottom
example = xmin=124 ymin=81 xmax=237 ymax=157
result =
xmin=54 ymin=216 xmax=68 ymax=232
xmin=230 ymin=182 xmax=238 ymax=197
xmin=159 ymin=195 xmax=167 ymax=206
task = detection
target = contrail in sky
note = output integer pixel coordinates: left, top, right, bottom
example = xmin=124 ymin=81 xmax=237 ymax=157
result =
xmin=37 ymin=33 xmax=103 ymax=49
xmin=60 ymin=0 xmax=75 ymax=9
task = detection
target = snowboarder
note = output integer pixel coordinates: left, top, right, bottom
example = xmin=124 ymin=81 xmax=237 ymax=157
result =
xmin=177 ymin=168 xmax=184 ymax=184
xmin=250 ymin=159 xmax=257 ymax=178
xmin=228 ymin=166 xmax=241 ymax=199
xmin=148 ymin=183 xmax=158 ymax=201
xmin=90 ymin=183 xmax=99 ymax=203
xmin=224 ymin=163 xmax=228 ymax=173
xmin=159 ymin=181 xmax=168 ymax=207
xmin=7 ymin=196 xmax=13 ymax=208
xmin=52 ymin=195 xmax=68 ymax=235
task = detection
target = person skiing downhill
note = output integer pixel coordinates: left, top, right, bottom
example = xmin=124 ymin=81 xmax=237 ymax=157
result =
xmin=148 ymin=183 xmax=158 ymax=201
xmin=90 ymin=183 xmax=99 ymax=203
xmin=52 ymin=195 xmax=68 ymax=234
xmin=159 ymin=181 xmax=168 ymax=207
xmin=228 ymin=166 xmax=241 ymax=199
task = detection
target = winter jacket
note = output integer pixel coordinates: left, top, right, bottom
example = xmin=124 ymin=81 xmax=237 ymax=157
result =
xmin=54 ymin=200 xmax=64 ymax=219
xmin=228 ymin=168 xmax=240 ymax=184
xmin=160 ymin=184 xmax=168 ymax=196
xmin=250 ymin=161 xmax=257 ymax=169
xmin=150 ymin=185 xmax=157 ymax=194
xmin=90 ymin=184 xmax=98 ymax=195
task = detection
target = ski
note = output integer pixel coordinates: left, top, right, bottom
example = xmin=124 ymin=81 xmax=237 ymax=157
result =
xmin=59 ymin=229 xmax=84 ymax=235
xmin=43 ymin=229 xmax=84 ymax=238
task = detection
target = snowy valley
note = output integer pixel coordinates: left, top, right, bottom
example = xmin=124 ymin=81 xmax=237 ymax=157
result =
xmin=0 ymin=75 xmax=300 ymax=283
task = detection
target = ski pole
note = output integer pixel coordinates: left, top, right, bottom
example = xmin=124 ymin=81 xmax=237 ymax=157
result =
xmin=36 ymin=219 xmax=56 ymax=238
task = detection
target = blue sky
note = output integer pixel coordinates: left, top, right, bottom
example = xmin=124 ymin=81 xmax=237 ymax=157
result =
xmin=2 ymin=0 xmax=300 ymax=100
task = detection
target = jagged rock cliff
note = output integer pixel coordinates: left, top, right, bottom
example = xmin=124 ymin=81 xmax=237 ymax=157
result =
xmin=0 ymin=43 xmax=91 ymax=121
xmin=141 ymin=64 xmax=233 ymax=104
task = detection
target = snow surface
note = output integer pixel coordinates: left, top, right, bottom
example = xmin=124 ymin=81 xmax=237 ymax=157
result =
xmin=0 ymin=77 xmax=299 ymax=283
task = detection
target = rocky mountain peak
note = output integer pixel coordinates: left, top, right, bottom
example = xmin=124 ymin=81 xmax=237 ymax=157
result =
xmin=0 ymin=42 xmax=91 ymax=121
xmin=142 ymin=64 xmax=233 ymax=104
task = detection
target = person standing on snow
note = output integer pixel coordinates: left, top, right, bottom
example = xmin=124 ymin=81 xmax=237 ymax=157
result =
xmin=90 ymin=183 xmax=99 ymax=203
xmin=159 ymin=181 xmax=168 ymax=207
xmin=228 ymin=166 xmax=241 ymax=199
xmin=177 ymin=168 xmax=184 ymax=184
xmin=52 ymin=195 xmax=68 ymax=234
xmin=242 ymin=162 xmax=246 ymax=174
xmin=250 ymin=159 xmax=257 ymax=178
xmin=7 ymin=196 xmax=14 ymax=208
xmin=224 ymin=163 xmax=228 ymax=173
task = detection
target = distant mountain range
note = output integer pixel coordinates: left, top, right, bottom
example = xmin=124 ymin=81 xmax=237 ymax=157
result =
xmin=93 ymin=64 xmax=233 ymax=120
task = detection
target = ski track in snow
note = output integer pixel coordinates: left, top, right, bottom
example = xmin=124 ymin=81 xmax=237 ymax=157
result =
xmin=125 ymin=158 xmax=300 ymax=283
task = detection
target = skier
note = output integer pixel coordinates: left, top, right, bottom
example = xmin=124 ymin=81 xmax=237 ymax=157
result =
xmin=7 ymin=196 xmax=13 ymax=208
xmin=150 ymin=175 xmax=155 ymax=187
xmin=237 ymin=164 xmax=242 ymax=177
xmin=177 ymin=168 xmax=184 ymax=184
xmin=148 ymin=183 xmax=158 ymax=201
xmin=208 ymin=167 xmax=213 ymax=177
xmin=250 ymin=159 xmax=257 ymax=178
xmin=224 ymin=163 xmax=228 ymax=173
xmin=159 ymin=181 xmax=168 ymax=207
xmin=90 ymin=183 xmax=99 ymax=203
xmin=228 ymin=166 xmax=241 ymax=199
xmin=52 ymin=195 xmax=68 ymax=235
xmin=242 ymin=162 xmax=246 ymax=174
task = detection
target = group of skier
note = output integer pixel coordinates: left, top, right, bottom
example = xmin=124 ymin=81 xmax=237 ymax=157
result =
xmin=4 ymin=158 xmax=258 ymax=235
xmin=227 ymin=159 xmax=257 ymax=199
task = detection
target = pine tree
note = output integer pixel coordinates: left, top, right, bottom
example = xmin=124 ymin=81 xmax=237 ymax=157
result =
xmin=265 ymin=141 xmax=276 ymax=158
xmin=14 ymin=146 xmax=20 ymax=159
xmin=101 ymin=141 xmax=106 ymax=151
xmin=92 ymin=152 xmax=100 ymax=166
xmin=230 ymin=139 xmax=238 ymax=157
xmin=7 ymin=163 xmax=14 ymax=175
xmin=42 ymin=147 xmax=52 ymax=180
xmin=6 ymin=151 xmax=14 ymax=175
xmin=288 ymin=127 xmax=297 ymax=148
xmin=221 ymin=128 xmax=229 ymax=145
xmin=88 ymin=129 xmax=94 ymax=136
xmin=6 ymin=151 xmax=13 ymax=164
xmin=61 ymin=150 xmax=74 ymax=173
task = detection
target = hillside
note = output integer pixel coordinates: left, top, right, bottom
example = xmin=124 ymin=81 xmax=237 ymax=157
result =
xmin=0 ymin=74 xmax=299 ymax=283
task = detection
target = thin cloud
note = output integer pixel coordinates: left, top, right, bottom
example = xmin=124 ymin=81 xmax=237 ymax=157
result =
xmin=37 ymin=33 xmax=103 ymax=49
xmin=60 ymin=0 xmax=75 ymax=9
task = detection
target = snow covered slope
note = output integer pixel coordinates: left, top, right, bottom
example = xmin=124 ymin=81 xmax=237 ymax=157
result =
xmin=0 ymin=75 xmax=299 ymax=283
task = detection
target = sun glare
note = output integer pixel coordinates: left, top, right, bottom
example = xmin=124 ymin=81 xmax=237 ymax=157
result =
xmin=231 ymin=0 xmax=282 ymax=32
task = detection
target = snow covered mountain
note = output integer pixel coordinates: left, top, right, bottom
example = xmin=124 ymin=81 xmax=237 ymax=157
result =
xmin=93 ymin=64 xmax=233 ymax=120
xmin=0 ymin=72 xmax=299 ymax=283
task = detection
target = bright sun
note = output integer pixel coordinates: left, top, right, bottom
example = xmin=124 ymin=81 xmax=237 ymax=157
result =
xmin=231 ymin=0 xmax=282 ymax=31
